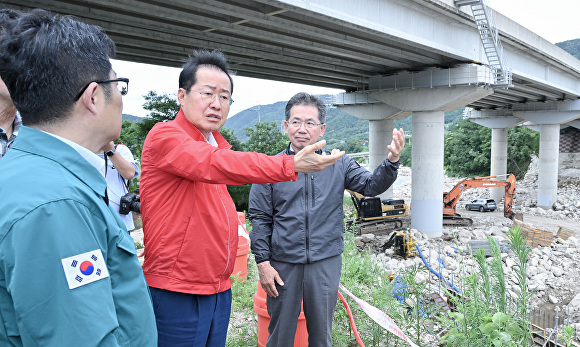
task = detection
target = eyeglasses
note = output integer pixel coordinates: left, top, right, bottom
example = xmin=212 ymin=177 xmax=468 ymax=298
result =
xmin=190 ymin=90 xmax=234 ymax=106
xmin=287 ymin=120 xmax=323 ymax=129
xmin=74 ymin=78 xmax=129 ymax=101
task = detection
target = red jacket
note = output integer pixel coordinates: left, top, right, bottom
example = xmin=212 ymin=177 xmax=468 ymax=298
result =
xmin=140 ymin=110 xmax=297 ymax=294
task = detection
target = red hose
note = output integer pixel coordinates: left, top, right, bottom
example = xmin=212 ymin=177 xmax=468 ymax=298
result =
xmin=337 ymin=291 xmax=365 ymax=347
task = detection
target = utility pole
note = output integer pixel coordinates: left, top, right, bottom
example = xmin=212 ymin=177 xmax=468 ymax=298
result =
xmin=250 ymin=105 xmax=261 ymax=123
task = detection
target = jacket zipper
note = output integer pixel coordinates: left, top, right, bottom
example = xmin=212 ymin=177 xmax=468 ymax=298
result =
xmin=304 ymin=173 xmax=311 ymax=263
xmin=216 ymin=184 xmax=231 ymax=292
xmin=310 ymin=175 xmax=315 ymax=208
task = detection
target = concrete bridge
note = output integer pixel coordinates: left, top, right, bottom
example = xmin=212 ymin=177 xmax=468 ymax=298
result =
xmin=4 ymin=0 xmax=579 ymax=236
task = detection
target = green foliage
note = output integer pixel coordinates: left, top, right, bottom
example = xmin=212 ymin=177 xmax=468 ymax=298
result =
xmin=440 ymin=227 xmax=533 ymax=347
xmin=444 ymin=120 xmax=539 ymax=179
xmin=323 ymin=107 xmax=371 ymax=149
xmin=400 ymin=137 xmax=412 ymax=167
xmin=135 ymin=91 xmax=180 ymax=139
xmin=506 ymin=126 xmax=539 ymax=179
xmin=444 ymin=108 xmax=465 ymax=130
xmin=220 ymin=127 xmax=251 ymax=211
xmin=219 ymin=127 xmax=244 ymax=151
xmin=340 ymin=137 xmax=365 ymax=153
xmin=507 ymin=226 xmax=534 ymax=345
xmin=562 ymin=325 xmax=576 ymax=347
xmin=243 ymin=121 xmax=288 ymax=155
xmin=119 ymin=119 xmax=144 ymax=158
xmin=118 ymin=91 xmax=180 ymax=164
xmin=226 ymin=122 xmax=287 ymax=211
xmin=444 ymin=119 xmax=492 ymax=177
xmin=334 ymin=225 xmax=410 ymax=346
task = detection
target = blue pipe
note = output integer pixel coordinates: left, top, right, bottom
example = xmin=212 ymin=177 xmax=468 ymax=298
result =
xmin=415 ymin=244 xmax=462 ymax=295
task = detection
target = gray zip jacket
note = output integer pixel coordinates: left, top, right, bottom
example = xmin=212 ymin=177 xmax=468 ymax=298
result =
xmin=249 ymin=146 xmax=399 ymax=264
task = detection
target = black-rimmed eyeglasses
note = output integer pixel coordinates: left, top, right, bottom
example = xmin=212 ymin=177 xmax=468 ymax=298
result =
xmin=74 ymin=78 xmax=129 ymax=101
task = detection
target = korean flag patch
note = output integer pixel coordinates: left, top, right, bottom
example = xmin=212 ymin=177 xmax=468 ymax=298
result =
xmin=61 ymin=249 xmax=109 ymax=289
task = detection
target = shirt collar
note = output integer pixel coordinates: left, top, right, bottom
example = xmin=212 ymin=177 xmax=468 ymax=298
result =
xmin=207 ymin=132 xmax=218 ymax=147
xmin=12 ymin=112 xmax=22 ymax=136
xmin=44 ymin=132 xmax=106 ymax=175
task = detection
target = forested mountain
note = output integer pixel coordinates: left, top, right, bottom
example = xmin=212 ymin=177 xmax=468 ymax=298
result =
xmin=223 ymin=96 xmax=465 ymax=150
xmin=556 ymin=38 xmax=580 ymax=60
xmin=122 ymin=113 xmax=143 ymax=123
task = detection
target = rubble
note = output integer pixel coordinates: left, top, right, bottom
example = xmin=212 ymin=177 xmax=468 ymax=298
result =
xmin=355 ymin=157 xmax=580 ymax=339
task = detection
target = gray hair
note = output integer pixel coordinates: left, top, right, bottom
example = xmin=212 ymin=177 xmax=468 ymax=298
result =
xmin=284 ymin=92 xmax=326 ymax=123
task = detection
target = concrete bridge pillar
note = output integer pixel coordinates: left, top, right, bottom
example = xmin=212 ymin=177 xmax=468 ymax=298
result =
xmin=368 ymin=86 xmax=493 ymax=237
xmin=369 ymin=118 xmax=395 ymax=199
xmin=515 ymin=102 xmax=580 ymax=209
xmin=490 ymin=128 xmax=508 ymax=203
xmin=537 ymin=124 xmax=560 ymax=208
xmin=410 ymin=111 xmax=444 ymax=236
xmin=470 ymin=115 xmax=523 ymax=206
xmin=336 ymin=103 xmax=410 ymax=201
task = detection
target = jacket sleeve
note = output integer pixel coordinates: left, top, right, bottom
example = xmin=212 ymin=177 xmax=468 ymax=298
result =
xmin=0 ymin=201 xmax=122 ymax=346
xmin=144 ymin=125 xmax=297 ymax=185
xmin=343 ymin=155 xmax=399 ymax=196
xmin=248 ymin=183 xmax=274 ymax=264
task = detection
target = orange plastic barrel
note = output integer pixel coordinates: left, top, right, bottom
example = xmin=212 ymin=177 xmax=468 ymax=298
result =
xmin=253 ymin=282 xmax=308 ymax=347
xmin=232 ymin=236 xmax=249 ymax=280
xmin=232 ymin=212 xmax=249 ymax=280
xmin=237 ymin=211 xmax=246 ymax=225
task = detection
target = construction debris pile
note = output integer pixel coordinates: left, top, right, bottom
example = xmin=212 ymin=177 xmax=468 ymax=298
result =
xmin=354 ymin=158 xmax=580 ymax=343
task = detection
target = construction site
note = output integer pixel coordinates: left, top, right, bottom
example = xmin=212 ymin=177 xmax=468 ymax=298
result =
xmin=349 ymin=156 xmax=580 ymax=346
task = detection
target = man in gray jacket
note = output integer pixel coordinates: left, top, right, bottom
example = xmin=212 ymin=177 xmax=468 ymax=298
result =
xmin=249 ymin=92 xmax=405 ymax=347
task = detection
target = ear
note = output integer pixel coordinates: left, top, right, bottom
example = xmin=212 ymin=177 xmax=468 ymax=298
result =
xmin=177 ymin=88 xmax=186 ymax=107
xmin=80 ymin=82 xmax=99 ymax=115
xmin=319 ymin=123 xmax=327 ymax=137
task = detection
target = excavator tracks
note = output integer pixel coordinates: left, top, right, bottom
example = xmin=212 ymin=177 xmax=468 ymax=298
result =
xmin=356 ymin=219 xmax=403 ymax=236
xmin=443 ymin=215 xmax=473 ymax=227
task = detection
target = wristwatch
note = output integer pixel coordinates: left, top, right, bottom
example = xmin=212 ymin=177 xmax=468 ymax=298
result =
xmin=106 ymin=147 xmax=116 ymax=157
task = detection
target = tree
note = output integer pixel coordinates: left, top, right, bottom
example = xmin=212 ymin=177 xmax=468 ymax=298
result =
xmin=444 ymin=119 xmax=492 ymax=177
xmin=444 ymin=119 xmax=539 ymax=179
xmin=217 ymin=128 xmax=249 ymax=212
xmin=400 ymin=137 xmax=412 ymax=167
xmin=227 ymin=122 xmax=289 ymax=212
xmin=219 ymin=127 xmax=244 ymax=151
xmin=341 ymin=138 xmax=364 ymax=153
xmin=506 ymin=126 xmax=539 ymax=179
xmin=243 ymin=121 xmax=288 ymax=155
xmin=135 ymin=91 xmax=180 ymax=140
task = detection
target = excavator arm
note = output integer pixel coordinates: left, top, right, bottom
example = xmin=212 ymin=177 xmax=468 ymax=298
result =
xmin=443 ymin=174 xmax=516 ymax=221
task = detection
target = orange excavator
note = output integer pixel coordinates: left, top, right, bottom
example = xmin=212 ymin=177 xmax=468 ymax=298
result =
xmin=442 ymin=174 xmax=516 ymax=226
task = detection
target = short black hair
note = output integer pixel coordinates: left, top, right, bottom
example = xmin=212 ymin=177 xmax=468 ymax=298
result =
xmin=0 ymin=9 xmax=116 ymax=126
xmin=179 ymin=49 xmax=234 ymax=95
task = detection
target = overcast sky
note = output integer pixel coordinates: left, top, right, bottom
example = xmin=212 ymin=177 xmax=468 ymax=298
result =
xmin=112 ymin=0 xmax=580 ymax=118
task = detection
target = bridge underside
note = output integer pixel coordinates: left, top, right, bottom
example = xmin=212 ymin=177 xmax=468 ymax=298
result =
xmin=3 ymin=0 xmax=579 ymax=110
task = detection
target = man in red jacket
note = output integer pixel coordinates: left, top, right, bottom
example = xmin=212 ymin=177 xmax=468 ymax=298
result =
xmin=140 ymin=49 xmax=344 ymax=347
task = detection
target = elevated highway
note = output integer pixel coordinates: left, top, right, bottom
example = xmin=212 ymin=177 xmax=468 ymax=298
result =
xmin=3 ymin=0 xmax=579 ymax=235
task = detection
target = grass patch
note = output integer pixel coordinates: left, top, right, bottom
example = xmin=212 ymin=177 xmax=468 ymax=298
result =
xmin=227 ymin=221 xmax=544 ymax=346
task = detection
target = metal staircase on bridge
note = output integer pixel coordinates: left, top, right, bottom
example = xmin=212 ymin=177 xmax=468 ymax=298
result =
xmin=455 ymin=0 xmax=512 ymax=87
